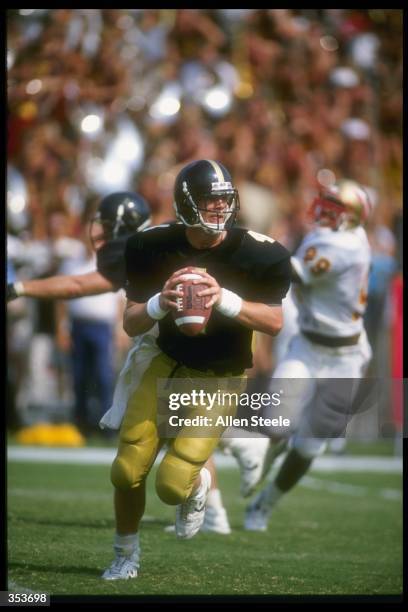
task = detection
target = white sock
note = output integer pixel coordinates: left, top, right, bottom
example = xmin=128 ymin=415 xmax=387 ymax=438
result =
xmin=264 ymin=481 xmax=283 ymax=507
xmin=114 ymin=532 xmax=140 ymax=559
xmin=207 ymin=488 xmax=224 ymax=510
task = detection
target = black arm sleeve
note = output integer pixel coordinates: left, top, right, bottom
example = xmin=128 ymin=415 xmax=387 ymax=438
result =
xmin=96 ymin=236 xmax=128 ymax=289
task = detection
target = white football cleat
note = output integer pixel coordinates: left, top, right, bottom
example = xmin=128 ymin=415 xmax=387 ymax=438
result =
xmin=227 ymin=436 xmax=270 ymax=498
xmin=175 ymin=467 xmax=211 ymax=539
xmin=244 ymin=489 xmax=273 ymax=532
xmin=101 ymin=554 xmax=139 ymax=580
xmin=200 ymin=505 xmax=231 ymax=535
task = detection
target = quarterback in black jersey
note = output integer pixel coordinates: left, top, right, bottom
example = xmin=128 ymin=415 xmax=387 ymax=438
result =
xmin=102 ymin=159 xmax=291 ymax=580
xmin=125 ymin=223 xmax=290 ymax=374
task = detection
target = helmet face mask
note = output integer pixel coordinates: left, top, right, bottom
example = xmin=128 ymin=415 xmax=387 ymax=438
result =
xmin=89 ymin=217 xmax=115 ymax=250
xmin=309 ymin=195 xmax=348 ymax=231
xmin=310 ymin=180 xmax=372 ymax=231
xmin=90 ymin=192 xmax=151 ymax=250
xmin=174 ymin=160 xmax=240 ymax=234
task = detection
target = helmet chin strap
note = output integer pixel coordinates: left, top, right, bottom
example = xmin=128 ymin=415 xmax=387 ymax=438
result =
xmin=174 ymin=196 xmax=234 ymax=234
xmin=197 ymin=206 xmax=234 ymax=234
xmin=198 ymin=214 xmax=226 ymax=235
xmin=179 ymin=216 xmax=224 ymax=235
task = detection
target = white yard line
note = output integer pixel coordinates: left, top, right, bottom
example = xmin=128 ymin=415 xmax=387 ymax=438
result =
xmin=300 ymin=475 xmax=402 ymax=501
xmin=7 ymin=445 xmax=402 ymax=473
xmin=8 ymin=487 xmax=112 ymax=501
xmin=7 ymin=446 xmax=116 ymax=465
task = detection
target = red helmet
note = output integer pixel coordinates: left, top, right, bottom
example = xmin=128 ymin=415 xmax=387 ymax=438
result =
xmin=310 ymin=179 xmax=372 ymax=230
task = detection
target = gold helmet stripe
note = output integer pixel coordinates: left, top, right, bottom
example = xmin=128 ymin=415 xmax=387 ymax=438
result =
xmin=206 ymin=159 xmax=225 ymax=182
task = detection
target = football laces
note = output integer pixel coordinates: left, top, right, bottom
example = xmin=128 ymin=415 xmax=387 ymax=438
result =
xmin=176 ymin=283 xmax=183 ymax=311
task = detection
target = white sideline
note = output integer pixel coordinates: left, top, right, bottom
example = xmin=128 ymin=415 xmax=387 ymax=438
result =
xmin=7 ymin=445 xmax=402 ymax=473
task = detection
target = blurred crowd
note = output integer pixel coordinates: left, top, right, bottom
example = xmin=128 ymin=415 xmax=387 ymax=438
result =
xmin=6 ymin=9 xmax=402 ymax=439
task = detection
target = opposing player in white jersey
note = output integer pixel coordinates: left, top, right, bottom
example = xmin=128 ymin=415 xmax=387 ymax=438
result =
xmin=244 ymin=178 xmax=373 ymax=530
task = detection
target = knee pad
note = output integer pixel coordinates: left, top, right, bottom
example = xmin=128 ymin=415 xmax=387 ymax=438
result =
xmin=111 ymin=439 xmax=158 ymax=490
xmin=155 ymin=452 xmax=199 ymax=505
xmin=155 ymin=437 xmax=218 ymax=505
xmin=173 ymin=436 xmax=218 ymax=465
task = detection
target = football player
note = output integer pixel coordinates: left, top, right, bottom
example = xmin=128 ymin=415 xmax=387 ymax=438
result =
xmin=7 ymin=190 xmax=232 ymax=535
xmin=101 ymin=159 xmax=292 ymax=580
xmin=7 ymin=191 xmax=151 ymax=301
xmin=6 ymin=191 xmax=151 ymax=436
xmin=243 ymin=179 xmax=373 ymax=531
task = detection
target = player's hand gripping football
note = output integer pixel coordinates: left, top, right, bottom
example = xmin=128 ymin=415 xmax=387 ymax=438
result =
xmin=192 ymin=269 xmax=222 ymax=309
xmin=159 ymin=267 xmax=193 ymax=311
xmin=159 ymin=266 xmax=221 ymax=311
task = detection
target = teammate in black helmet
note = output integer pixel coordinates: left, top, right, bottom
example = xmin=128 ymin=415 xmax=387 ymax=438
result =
xmin=90 ymin=191 xmax=151 ymax=249
xmin=7 ymin=191 xmax=151 ymax=301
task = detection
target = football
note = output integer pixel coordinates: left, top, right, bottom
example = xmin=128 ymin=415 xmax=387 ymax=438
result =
xmin=173 ymin=271 xmax=212 ymax=336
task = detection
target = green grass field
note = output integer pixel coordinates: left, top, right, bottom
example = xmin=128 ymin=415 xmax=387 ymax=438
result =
xmin=7 ymin=454 xmax=403 ymax=598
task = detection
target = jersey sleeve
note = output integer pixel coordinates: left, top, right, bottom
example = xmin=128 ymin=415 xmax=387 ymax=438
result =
xmin=124 ymin=233 xmax=158 ymax=302
xmin=292 ymin=236 xmax=348 ymax=285
xmin=259 ymin=249 xmax=292 ymax=304
xmin=240 ymin=232 xmax=292 ymax=305
xmin=96 ymin=237 xmax=127 ymax=289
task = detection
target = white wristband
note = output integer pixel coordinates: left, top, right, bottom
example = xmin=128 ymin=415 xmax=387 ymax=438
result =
xmin=146 ymin=293 xmax=169 ymax=320
xmin=216 ymin=288 xmax=242 ymax=318
xmin=14 ymin=282 xmax=25 ymax=296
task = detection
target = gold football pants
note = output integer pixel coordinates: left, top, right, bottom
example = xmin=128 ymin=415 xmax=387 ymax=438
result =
xmin=111 ymin=351 xmax=244 ymax=505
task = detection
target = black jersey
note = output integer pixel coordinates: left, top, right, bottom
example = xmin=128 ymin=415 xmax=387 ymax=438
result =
xmin=125 ymin=224 xmax=291 ymax=374
xmin=96 ymin=235 xmax=129 ymax=289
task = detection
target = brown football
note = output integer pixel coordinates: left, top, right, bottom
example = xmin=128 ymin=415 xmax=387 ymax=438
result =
xmin=173 ymin=272 xmax=212 ymax=336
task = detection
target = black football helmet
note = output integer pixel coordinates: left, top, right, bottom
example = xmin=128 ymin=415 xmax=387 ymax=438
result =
xmin=174 ymin=159 xmax=240 ymax=234
xmin=90 ymin=191 xmax=151 ymax=249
